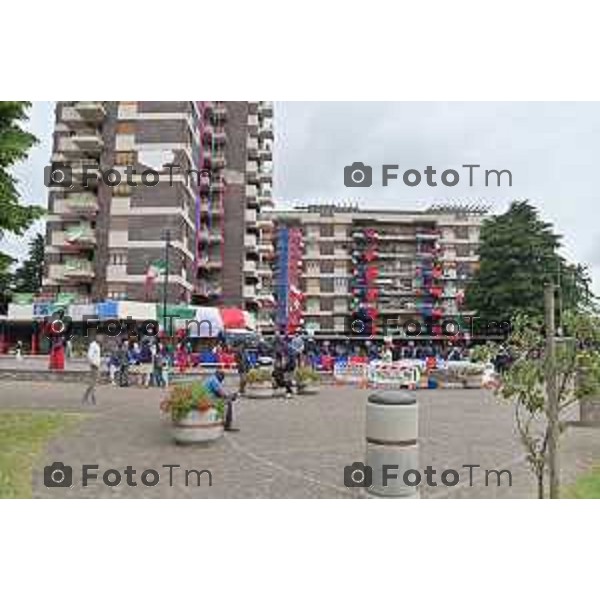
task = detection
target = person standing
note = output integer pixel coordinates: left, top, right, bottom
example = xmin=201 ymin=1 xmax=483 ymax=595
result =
xmin=15 ymin=340 xmax=23 ymax=361
xmin=82 ymin=337 xmax=101 ymax=405
xmin=115 ymin=340 xmax=129 ymax=387
xmin=235 ymin=343 xmax=250 ymax=395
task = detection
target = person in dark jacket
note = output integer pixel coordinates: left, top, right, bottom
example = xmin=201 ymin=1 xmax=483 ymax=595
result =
xmin=235 ymin=343 xmax=250 ymax=395
xmin=272 ymin=353 xmax=294 ymax=397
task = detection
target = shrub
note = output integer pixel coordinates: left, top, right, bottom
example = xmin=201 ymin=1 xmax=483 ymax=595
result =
xmin=295 ymin=366 xmax=320 ymax=385
xmin=246 ymin=368 xmax=273 ymax=385
xmin=160 ymin=382 xmax=224 ymax=421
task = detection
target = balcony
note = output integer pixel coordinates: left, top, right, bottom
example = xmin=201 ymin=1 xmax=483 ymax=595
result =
xmin=258 ymin=101 xmax=274 ymax=117
xmin=210 ymin=179 xmax=225 ymax=194
xmin=258 ymin=167 xmax=272 ymax=183
xmin=245 ymin=234 xmax=257 ymax=248
xmin=58 ymin=260 xmax=95 ymax=280
xmin=72 ymin=132 xmax=103 ymax=153
xmin=246 ymin=208 xmax=257 ymax=223
xmin=258 ymin=144 xmax=272 ymax=160
xmin=248 ymin=114 xmax=259 ymax=135
xmin=258 ymin=192 xmax=274 ymax=207
xmin=246 ymin=161 xmax=259 ymax=181
xmin=71 ymin=162 xmax=101 ymax=188
xmin=53 ymin=193 xmax=98 ymax=215
xmin=213 ymin=108 xmax=227 ymax=123
xmin=211 ymin=153 xmax=226 ymax=169
xmin=257 ymin=215 xmax=274 ymax=229
xmin=257 ymin=263 xmax=272 ymax=276
xmin=258 ymin=120 xmax=274 ymax=138
xmin=246 ymin=183 xmax=259 ymax=196
xmin=74 ymin=102 xmax=106 ymax=122
xmin=197 ymin=258 xmax=221 ymax=271
xmin=243 ymin=260 xmax=257 ymax=273
xmin=243 ymin=285 xmax=257 ymax=298
xmin=197 ymin=229 xmax=220 ymax=245
xmin=213 ymin=128 xmax=227 ymax=144
xmin=247 ymin=137 xmax=259 ymax=159
xmin=61 ymin=102 xmax=105 ymax=125
xmin=52 ymin=226 xmax=96 ymax=248
xmin=258 ymin=241 xmax=274 ymax=257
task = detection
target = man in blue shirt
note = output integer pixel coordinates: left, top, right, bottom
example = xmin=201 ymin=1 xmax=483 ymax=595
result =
xmin=203 ymin=369 xmax=238 ymax=432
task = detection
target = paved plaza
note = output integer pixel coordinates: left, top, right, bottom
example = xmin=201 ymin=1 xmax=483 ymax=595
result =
xmin=0 ymin=379 xmax=598 ymax=498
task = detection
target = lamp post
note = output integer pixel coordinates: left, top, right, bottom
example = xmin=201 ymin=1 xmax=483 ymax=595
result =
xmin=162 ymin=230 xmax=171 ymax=336
xmin=544 ymin=283 xmax=559 ymax=498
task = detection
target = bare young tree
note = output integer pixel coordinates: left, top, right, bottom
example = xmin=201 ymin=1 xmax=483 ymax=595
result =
xmin=478 ymin=311 xmax=600 ymax=498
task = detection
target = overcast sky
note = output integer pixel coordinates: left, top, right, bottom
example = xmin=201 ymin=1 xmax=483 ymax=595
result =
xmin=5 ymin=101 xmax=600 ymax=294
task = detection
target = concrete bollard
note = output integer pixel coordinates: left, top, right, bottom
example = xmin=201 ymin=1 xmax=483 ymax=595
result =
xmin=366 ymin=390 xmax=419 ymax=498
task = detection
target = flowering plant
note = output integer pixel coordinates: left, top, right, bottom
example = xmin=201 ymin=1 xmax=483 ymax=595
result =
xmin=160 ymin=382 xmax=225 ymax=421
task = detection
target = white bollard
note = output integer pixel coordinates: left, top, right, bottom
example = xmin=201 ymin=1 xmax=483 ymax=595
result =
xmin=366 ymin=390 xmax=419 ymax=498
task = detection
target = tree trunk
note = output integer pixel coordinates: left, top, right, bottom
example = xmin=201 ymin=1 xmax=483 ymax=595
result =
xmin=537 ymin=469 xmax=545 ymax=499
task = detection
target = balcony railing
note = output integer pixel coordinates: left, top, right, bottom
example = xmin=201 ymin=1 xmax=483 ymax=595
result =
xmin=62 ymin=260 xmax=94 ymax=279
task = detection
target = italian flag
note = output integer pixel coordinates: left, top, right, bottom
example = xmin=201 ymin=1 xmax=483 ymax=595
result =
xmin=145 ymin=260 xmax=167 ymax=296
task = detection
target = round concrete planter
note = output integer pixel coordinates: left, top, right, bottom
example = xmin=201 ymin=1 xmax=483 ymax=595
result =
xmin=297 ymin=384 xmax=320 ymax=395
xmin=246 ymin=383 xmax=275 ymax=399
xmin=463 ymin=376 xmax=483 ymax=389
xmin=171 ymin=408 xmax=224 ymax=444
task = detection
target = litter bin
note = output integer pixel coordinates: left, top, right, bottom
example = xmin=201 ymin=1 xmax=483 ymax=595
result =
xmin=366 ymin=390 xmax=419 ymax=498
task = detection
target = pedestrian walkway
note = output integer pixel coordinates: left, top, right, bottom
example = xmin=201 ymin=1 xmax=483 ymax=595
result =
xmin=0 ymin=381 xmax=597 ymax=498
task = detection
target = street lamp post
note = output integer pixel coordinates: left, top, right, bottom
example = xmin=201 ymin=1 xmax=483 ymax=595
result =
xmin=544 ymin=283 xmax=559 ymax=498
xmin=163 ymin=230 xmax=171 ymax=335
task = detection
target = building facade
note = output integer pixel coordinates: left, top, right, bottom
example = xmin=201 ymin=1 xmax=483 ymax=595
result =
xmin=271 ymin=203 xmax=486 ymax=339
xmin=42 ymin=101 xmax=274 ymax=320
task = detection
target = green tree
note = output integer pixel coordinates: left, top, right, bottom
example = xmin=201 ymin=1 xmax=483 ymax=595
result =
xmin=0 ymin=101 xmax=44 ymax=305
xmin=12 ymin=232 xmax=44 ymax=293
xmin=0 ymin=253 xmax=15 ymax=307
xmin=465 ymin=200 xmax=594 ymax=321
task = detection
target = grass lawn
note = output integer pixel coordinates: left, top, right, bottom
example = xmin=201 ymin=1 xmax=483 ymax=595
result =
xmin=563 ymin=467 xmax=600 ymax=499
xmin=0 ymin=411 xmax=82 ymax=498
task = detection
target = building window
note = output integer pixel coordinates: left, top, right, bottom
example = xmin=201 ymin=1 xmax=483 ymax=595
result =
xmin=320 ymin=279 xmax=334 ymax=293
xmin=320 ymin=262 xmax=334 ymax=274
xmin=320 ymin=316 xmax=334 ymax=330
xmin=116 ymin=122 xmax=135 ymax=135
xmin=114 ymin=183 xmax=132 ymax=196
xmin=115 ymin=151 xmax=136 ymax=166
xmin=320 ymin=224 xmax=334 ymax=238
xmin=109 ymin=251 xmax=127 ymax=265
xmin=320 ymin=298 xmax=333 ymax=312
xmin=455 ymin=226 xmax=469 ymax=239
xmin=320 ymin=242 xmax=334 ymax=255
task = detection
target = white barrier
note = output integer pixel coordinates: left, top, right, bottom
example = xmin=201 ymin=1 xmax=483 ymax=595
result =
xmin=366 ymin=391 xmax=419 ymax=498
xmin=367 ymin=361 xmax=423 ymax=390
xmin=333 ymin=363 xmax=369 ymax=385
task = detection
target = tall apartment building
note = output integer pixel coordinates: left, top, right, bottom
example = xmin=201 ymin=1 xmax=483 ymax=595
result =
xmin=271 ymin=203 xmax=486 ymax=338
xmin=42 ymin=101 xmax=274 ymax=320
xmin=196 ymin=101 xmax=275 ymax=329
